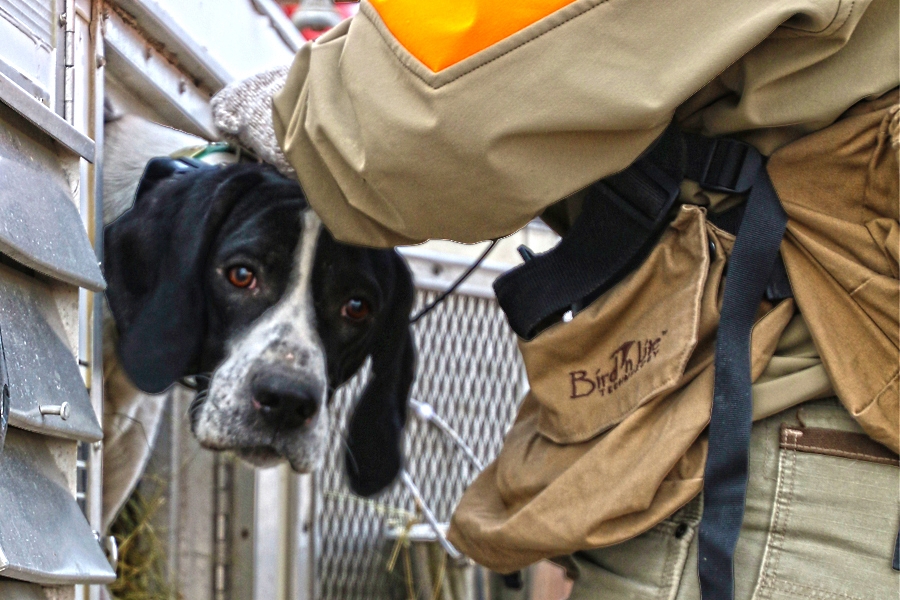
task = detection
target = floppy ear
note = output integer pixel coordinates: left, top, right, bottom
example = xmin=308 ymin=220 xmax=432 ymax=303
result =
xmin=104 ymin=162 xmax=266 ymax=393
xmin=345 ymin=252 xmax=416 ymax=497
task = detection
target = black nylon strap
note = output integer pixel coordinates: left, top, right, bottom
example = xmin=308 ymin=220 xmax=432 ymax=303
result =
xmin=493 ymin=126 xmax=685 ymax=339
xmin=494 ymin=128 xmax=792 ymax=339
xmin=702 ymin=189 xmax=792 ymax=305
xmin=688 ymin=137 xmax=788 ymax=600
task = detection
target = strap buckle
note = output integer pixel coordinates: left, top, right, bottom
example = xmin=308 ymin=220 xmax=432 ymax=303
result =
xmin=698 ymin=138 xmax=762 ymax=194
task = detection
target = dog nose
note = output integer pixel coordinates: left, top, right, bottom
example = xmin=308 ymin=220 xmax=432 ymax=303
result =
xmin=251 ymin=371 xmax=321 ymax=429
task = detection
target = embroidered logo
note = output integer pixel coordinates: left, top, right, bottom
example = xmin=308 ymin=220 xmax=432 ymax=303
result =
xmin=569 ymin=331 xmax=666 ymax=399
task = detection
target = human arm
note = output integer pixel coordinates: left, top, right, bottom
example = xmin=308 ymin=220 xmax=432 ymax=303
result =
xmin=226 ymin=0 xmax=898 ymax=247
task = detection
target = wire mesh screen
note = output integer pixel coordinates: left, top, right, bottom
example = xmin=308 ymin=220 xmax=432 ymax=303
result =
xmin=318 ymin=289 xmax=525 ymax=600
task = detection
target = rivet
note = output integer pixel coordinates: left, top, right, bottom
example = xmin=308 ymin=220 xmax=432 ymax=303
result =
xmin=40 ymin=402 xmax=70 ymax=421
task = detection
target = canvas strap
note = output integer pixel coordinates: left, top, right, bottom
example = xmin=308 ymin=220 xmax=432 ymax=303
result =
xmin=494 ymin=127 xmax=789 ymax=600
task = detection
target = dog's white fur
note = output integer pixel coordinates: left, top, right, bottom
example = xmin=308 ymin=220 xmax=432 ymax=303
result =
xmin=103 ymin=114 xmax=204 ymax=225
xmin=193 ymin=211 xmax=329 ymax=472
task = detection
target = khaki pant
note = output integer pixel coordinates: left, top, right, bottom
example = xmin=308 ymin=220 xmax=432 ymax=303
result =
xmin=565 ymin=399 xmax=899 ymax=600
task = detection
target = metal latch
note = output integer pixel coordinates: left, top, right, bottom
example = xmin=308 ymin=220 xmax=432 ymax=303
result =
xmin=94 ymin=530 xmax=119 ymax=570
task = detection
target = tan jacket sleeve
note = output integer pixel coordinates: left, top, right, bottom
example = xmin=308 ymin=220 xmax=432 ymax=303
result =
xmin=273 ymin=0 xmax=898 ymax=248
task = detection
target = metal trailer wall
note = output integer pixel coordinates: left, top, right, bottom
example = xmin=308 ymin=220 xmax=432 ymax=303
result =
xmin=0 ymin=0 xmax=302 ymax=598
xmin=0 ymin=0 xmax=117 ymax=599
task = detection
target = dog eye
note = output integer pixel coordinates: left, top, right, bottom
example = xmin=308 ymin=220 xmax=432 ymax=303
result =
xmin=226 ymin=266 xmax=257 ymax=289
xmin=341 ymin=298 xmax=370 ymax=322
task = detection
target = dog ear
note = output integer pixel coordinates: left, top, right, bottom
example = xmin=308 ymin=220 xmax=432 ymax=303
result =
xmin=345 ymin=252 xmax=416 ymax=497
xmin=104 ymin=163 xmax=266 ymax=393
xmin=134 ymin=156 xmax=184 ymax=198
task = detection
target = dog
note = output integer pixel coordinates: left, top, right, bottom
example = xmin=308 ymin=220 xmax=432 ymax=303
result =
xmin=101 ymin=113 xmax=416 ymax=528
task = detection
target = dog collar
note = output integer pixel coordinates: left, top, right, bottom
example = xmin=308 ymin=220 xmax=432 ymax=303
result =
xmin=169 ymin=142 xmax=259 ymax=166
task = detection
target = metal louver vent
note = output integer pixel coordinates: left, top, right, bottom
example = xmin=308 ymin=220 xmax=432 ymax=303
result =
xmin=0 ymin=151 xmax=106 ymax=292
xmin=0 ymin=262 xmax=103 ymax=442
xmin=0 ymin=429 xmax=116 ymax=584
xmin=0 ymin=0 xmax=55 ymax=46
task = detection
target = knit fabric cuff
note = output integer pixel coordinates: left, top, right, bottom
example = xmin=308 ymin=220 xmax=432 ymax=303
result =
xmin=211 ymin=66 xmax=296 ymax=178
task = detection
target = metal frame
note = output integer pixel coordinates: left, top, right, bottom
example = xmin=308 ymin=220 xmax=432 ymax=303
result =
xmin=85 ymin=4 xmax=108 ymax=600
xmin=107 ymin=0 xmax=232 ymax=90
xmin=249 ymin=0 xmax=303 ymax=53
xmin=0 ymin=57 xmax=51 ymax=106
xmin=103 ymin=5 xmax=217 ymax=138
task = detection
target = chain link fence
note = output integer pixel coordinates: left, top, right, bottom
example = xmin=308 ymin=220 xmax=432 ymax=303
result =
xmin=319 ymin=289 xmax=526 ymax=600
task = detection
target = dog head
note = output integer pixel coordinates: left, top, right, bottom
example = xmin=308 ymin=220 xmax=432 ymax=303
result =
xmin=105 ymin=160 xmax=416 ymax=496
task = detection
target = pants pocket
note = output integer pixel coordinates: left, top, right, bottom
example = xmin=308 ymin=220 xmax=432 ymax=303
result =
xmin=752 ymin=425 xmax=900 ymax=600
xmin=567 ymin=496 xmax=702 ymax=600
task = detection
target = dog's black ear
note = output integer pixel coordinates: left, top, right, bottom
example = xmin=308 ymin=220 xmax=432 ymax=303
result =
xmin=345 ymin=252 xmax=416 ymax=497
xmin=135 ymin=157 xmax=184 ymax=198
xmin=104 ymin=163 xmax=266 ymax=393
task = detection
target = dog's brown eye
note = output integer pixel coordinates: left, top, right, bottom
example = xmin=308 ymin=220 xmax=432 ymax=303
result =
xmin=341 ymin=298 xmax=370 ymax=322
xmin=227 ymin=266 xmax=257 ymax=289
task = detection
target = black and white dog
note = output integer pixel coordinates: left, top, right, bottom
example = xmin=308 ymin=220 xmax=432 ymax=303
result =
xmin=103 ymin=114 xmax=415 ymax=517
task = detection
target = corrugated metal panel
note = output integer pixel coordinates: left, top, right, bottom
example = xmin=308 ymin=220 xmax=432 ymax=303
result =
xmin=0 ymin=148 xmax=105 ymax=291
xmin=0 ymin=428 xmax=116 ymax=584
xmin=0 ymin=262 xmax=103 ymax=442
xmin=0 ymin=0 xmax=55 ymax=46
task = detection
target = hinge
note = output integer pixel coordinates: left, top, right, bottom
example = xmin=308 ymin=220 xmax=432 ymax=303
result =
xmin=63 ymin=0 xmax=77 ymax=123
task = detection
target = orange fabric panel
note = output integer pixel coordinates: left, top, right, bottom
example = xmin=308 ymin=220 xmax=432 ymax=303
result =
xmin=370 ymin=0 xmax=575 ymax=71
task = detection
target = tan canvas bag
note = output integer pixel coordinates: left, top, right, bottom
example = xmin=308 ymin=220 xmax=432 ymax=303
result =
xmin=448 ymin=206 xmax=795 ymax=573
xmin=448 ymin=95 xmax=899 ymax=572
xmin=773 ymin=93 xmax=899 ymax=453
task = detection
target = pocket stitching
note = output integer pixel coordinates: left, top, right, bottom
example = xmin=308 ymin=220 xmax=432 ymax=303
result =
xmin=768 ymin=579 xmax=869 ymax=600
xmin=757 ymin=431 xmax=799 ymax=595
xmin=756 ymin=440 xmax=873 ymax=600
xmin=778 ymin=0 xmax=853 ymax=36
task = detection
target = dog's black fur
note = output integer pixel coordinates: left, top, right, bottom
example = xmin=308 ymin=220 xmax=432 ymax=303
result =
xmin=312 ymin=230 xmax=417 ymax=496
xmin=105 ymin=159 xmax=415 ymax=497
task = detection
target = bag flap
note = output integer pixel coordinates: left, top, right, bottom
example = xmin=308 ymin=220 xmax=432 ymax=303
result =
xmin=520 ymin=206 xmax=710 ymax=444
